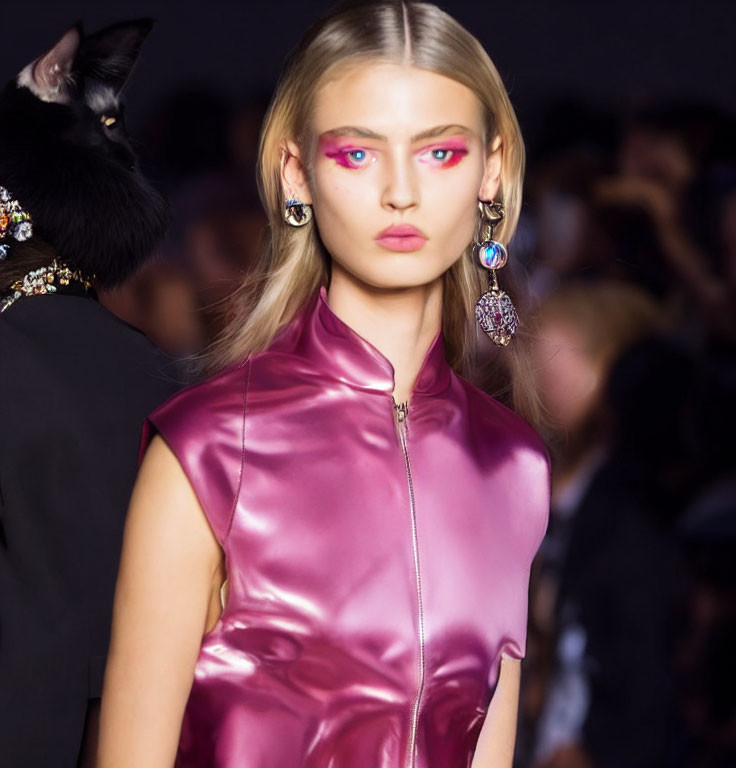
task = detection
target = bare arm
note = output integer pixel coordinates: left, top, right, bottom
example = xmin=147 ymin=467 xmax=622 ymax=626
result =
xmin=97 ymin=436 xmax=224 ymax=768
xmin=471 ymin=657 xmax=522 ymax=768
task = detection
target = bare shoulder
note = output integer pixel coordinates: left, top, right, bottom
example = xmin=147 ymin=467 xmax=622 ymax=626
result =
xmin=127 ymin=435 xmax=222 ymax=575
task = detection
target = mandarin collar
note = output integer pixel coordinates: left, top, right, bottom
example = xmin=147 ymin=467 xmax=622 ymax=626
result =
xmin=281 ymin=286 xmax=451 ymax=397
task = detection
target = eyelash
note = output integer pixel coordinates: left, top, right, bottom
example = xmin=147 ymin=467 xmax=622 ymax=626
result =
xmin=419 ymin=147 xmax=467 ymax=168
xmin=330 ymin=145 xmax=468 ymax=170
xmin=330 ymin=148 xmax=374 ymax=169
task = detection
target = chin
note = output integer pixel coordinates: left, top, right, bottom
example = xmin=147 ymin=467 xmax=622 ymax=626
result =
xmin=356 ymin=268 xmax=450 ymax=292
xmin=354 ymin=251 xmax=458 ymax=290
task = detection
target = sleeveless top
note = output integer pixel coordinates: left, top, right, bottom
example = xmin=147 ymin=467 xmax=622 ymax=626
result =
xmin=142 ymin=287 xmax=550 ymax=768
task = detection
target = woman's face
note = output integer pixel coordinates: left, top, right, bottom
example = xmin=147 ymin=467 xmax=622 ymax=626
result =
xmin=284 ymin=61 xmax=501 ymax=291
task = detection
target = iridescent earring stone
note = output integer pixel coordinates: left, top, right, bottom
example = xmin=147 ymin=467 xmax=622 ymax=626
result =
xmin=283 ymin=197 xmax=313 ymax=227
xmin=474 ymin=200 xmax=519 ymax=346
xmin=474 ymin=200 xmax=507 ymax=269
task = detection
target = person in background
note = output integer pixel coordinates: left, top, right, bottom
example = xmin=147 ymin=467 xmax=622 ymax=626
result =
xmin=527 ymin=281 xmax=682 ymax=768
xmin=0 ymin=20 xmax=179 ymax=768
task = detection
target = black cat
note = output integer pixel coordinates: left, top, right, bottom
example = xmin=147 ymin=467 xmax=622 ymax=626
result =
xmin=0 ymin=19 xmax=168 ymax=288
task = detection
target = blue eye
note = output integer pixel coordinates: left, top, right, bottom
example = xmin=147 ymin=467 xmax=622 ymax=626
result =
xmin=348 ymin=150 xmax=366 ymax=163
xmin=432 ymin=149 xmax=449 ymax=160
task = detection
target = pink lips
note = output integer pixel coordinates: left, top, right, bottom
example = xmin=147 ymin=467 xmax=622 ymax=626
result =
xmin=376 ymin=224 xmax=427 ymax=252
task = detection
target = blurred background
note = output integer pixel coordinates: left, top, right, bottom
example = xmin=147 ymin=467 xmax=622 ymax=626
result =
xmin=2 ymin=1 xmax=735 ymax=766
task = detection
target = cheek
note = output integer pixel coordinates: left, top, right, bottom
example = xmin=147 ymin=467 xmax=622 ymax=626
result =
xmin=311 ymin=156 xmax=371 ymax=213
xmin=420 ymin=164 xmax=483 ymax=251
xmin=310 ymin=170 xmax=376 ymax=258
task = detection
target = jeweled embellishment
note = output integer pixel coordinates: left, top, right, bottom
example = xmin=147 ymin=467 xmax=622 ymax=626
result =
xmin=0 ymin=185 xmax=33 ymax=251
xmin=1 ymin=260 xmax=93 ymax=313
xmin=475 ymin=287 xmax=519 ymax=346
xmin=476 ymin=240 xmax=508 ymax=270
xmin=473 ymin=200 xmax=519 ymax=346
xmin=12 ymin=219 xmax=33 ymax=242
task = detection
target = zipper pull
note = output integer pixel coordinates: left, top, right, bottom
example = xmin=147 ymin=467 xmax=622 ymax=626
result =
xmin=393 ymin=400 xmax=409 ymax=423
xmin=393 ymin=399 xmax=409 ymax=445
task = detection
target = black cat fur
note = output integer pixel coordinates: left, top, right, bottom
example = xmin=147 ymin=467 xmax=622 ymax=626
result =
xmin=0 ymin=19 xmax=169 ymax=289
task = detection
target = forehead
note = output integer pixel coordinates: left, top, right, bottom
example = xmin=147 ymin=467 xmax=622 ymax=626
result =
xmin=312 ymin=62 xmax=484 ymax=138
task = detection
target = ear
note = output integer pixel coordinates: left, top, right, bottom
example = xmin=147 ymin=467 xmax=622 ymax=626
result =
xmin=280 ymin=141 xmax=313 ymax=205
xmin=17 ymin=25 xmax=81 ymax=103
xmin=478 ymin=135 xmax=503 ymax=202
xmin=78 ymin=18 xmax=154 ymax=95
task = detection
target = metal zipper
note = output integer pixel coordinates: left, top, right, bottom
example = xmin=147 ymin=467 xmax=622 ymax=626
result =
xmin=393 ymin=398 xmax=426 ymax=768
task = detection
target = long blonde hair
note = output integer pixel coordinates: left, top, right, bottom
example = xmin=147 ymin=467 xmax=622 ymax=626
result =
xmin=208 ymin=0 xmax=542 ymax=427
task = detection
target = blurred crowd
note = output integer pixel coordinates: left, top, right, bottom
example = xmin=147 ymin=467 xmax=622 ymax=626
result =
xmin=515 ymin=104 xmax=736 ymax=768
xmin=100 ymin=89 xmax=735 ymax=768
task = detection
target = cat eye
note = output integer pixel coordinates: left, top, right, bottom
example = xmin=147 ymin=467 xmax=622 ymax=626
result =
xmin=101 ymin=115 xmax=117 ymax=128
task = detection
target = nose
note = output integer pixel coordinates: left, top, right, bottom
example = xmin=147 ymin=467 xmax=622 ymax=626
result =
xmin=380 ymin=151 xmax=418 ymax=212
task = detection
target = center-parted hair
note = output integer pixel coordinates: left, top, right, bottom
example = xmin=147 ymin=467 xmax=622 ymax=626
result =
xmin=209 ymin=0 xmax=541 ymax=427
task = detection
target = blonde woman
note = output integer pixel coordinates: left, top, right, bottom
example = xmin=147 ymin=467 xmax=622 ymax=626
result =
xmin=99 ymin=2 xmax=550 ymax=767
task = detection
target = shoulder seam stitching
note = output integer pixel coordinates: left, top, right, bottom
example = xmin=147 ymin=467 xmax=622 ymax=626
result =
xmin=223 ymin=358 xmax=251 ymax=541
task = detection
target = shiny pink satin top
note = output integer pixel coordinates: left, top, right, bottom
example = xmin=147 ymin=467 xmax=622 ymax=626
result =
xmin=142 ymin=287 xmax=550 ymax=768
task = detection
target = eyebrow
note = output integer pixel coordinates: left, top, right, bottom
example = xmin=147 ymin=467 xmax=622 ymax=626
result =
xmin=320 ymin=124 xmax=474 ymax=142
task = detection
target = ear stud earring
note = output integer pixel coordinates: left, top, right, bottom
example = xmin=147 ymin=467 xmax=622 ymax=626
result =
xmin=283 ymin=195 xmax=313 ymax=227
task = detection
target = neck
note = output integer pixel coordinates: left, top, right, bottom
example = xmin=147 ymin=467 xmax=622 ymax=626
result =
xmin=326 ymin=264 xmax=443 ymax=403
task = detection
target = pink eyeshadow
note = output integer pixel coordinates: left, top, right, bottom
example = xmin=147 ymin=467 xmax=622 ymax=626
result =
xmin=318 ymin=136 xmax=367 ymax=168
xmin=418 ymin=137 xmax=469 ymax=169
xmin=420 ymin=138 xmax=469 ymax=152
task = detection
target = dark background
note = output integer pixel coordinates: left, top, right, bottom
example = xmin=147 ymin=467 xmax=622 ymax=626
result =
xmin=3 ymin=0 xmax=734 ymax=143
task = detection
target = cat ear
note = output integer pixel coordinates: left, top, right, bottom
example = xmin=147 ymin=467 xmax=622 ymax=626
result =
xmin=79 ymin=18 xmax=155 ymax=95
xmin=17 ymin=25 xmax=81 ymax=103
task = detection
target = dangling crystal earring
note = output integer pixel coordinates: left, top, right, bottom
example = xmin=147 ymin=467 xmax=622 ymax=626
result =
xmin=283 ymin=196 xmax=313 ymax=227
xmin=474 ymin=200 xmax=519 ymax=346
